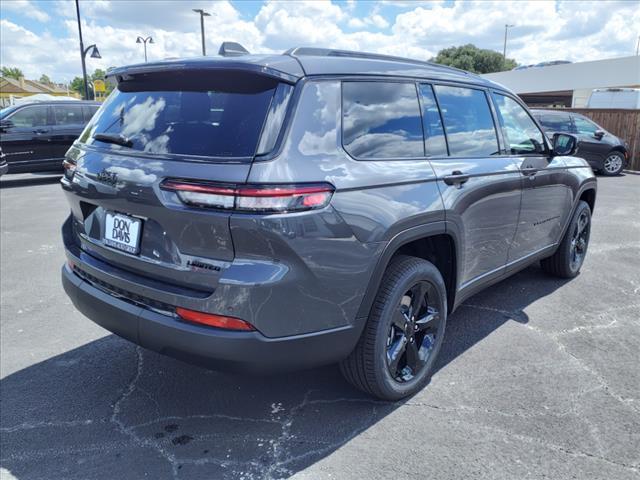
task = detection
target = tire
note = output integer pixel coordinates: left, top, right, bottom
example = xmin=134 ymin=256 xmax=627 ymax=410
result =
xmin=340 ymin=255 xmax=447 ymax=401
xmin=541 ymin=200 xmax=591 ymax=278
xmin=601 ymin=151 xmax=625 ymax=176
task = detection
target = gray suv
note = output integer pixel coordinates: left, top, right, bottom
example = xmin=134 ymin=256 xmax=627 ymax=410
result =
xmin=61 ymin=47 xmax=596 ymax=400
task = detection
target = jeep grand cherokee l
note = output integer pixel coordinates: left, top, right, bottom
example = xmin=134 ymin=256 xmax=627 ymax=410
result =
xmin=61 ymin=46 xmax=596 ymax=400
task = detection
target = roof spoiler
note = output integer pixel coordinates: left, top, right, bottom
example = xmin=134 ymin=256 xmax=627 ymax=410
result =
xmin=219 ymin=42 xmax=250 ymax=57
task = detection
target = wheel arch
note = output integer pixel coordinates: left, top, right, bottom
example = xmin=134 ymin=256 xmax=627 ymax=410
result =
xmin=356 ymin=222 xmax=459 ymax=321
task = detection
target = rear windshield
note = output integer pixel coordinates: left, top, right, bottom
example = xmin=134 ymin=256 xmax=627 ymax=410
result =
xmin=78 ymin=72 xmax=280 ymax=160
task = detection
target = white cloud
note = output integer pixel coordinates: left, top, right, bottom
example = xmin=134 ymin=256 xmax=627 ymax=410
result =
xmin=2 ymin=0 xmax=50 ymax=22
xmin=1 ymin=0 xmax=638 ymax=83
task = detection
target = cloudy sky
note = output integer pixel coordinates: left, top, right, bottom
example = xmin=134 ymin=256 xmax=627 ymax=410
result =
xmin=1 ymin=0 xmax=639 ymax=82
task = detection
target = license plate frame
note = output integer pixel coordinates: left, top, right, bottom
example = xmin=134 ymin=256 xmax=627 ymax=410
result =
xmin=103 ymin=211 xmax=142 ymax=255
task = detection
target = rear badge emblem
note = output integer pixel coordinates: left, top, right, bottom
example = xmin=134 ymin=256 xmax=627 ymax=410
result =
xmin=97 ymin=169 xmax=118 ymax=186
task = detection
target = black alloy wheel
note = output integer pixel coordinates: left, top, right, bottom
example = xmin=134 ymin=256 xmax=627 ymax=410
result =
xmin=340 ymin=255 xmax=447 ymax=400
xmin=386 ymin=281 xmax=441 ymax=382
xmin=569 ymin=208 xmax=590 ymax=272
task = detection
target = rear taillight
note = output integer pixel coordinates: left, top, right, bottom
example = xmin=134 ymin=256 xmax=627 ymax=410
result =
xmin=176 ymin=307 xmax=255 ymax=331
xmin=63 ymin=159 xmax=76 ymax=180
xmin=161 ymin=180 xmax=334 ymax=213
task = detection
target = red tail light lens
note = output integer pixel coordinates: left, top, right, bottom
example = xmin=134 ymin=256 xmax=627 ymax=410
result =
xmin=176 ymin=307 xmax=255 ymax=331
xmin=63 ymin=159 xmax=76 ymax=180
xmin=161 ymin=180 xmax=334 ymax=213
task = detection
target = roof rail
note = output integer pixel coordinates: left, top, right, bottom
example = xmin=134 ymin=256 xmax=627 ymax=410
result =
xmin=284 ymin=47 xmax=470 ymax=75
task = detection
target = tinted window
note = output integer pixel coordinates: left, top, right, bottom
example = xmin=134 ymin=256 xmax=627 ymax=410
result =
xmin=535 ymin=113 xmax=574 ymax=133
xmin=492 ymin=94 xmax=545 ymax=154
xmin=7 ymin=106 xmax=48 ymax=128
xmin=342 ymin=81 xmax=424 ymax=159
xmin=82 ymin=105 xmax=99 ymax=123
xmin=79 ymin=73 xmax=279 ymax=159
xmin=433 ymin=85 xmax=499 ymax=157
xmin=53 ymin=105 xmax=84 ymax=126
xmin=573 ymin=115 xmax=599 ymax=135
xmin=418 ymin=84 xmax=448 ymax=157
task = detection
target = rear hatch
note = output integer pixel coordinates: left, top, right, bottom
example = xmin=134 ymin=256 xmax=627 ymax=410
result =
xmin=61 ymin=66 xmax=294 ymax=292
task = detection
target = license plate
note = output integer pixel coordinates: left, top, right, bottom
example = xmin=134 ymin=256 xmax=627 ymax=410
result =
xmin=104 ymin=212 xmax=142 ymax=255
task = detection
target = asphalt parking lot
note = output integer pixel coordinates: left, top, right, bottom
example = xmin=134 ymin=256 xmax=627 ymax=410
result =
xmin=1 ymin=172 xmax=639 ymax=480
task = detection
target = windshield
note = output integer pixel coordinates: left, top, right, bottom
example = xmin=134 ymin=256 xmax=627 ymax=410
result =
xmin=0 ymin=105 xmax=20 ymax=119
xmin=78 ymin=72 xmax=279 ymax=160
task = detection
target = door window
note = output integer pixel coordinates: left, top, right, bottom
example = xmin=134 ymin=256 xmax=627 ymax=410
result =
xmin=433 ymin=85 xmax=499 ymax=157
xmin=82 ymin=105 xmax=100 ymax=123
xmin=7 ymin=106 xmax=48 ymax=128
xmin=572 ymin=115 xmax=599 ymax=135
xmin=535 ymin=113 xmax=574 ymax=133
xmin=342 ymin=81 xmax=424 ymax=159
xmin=418 ymin=84 xmax=448 ymax=157
xmin=53 ymin=105 xmax=84 ymax=126
xmin=492 ymin=93 xmax=545 ymax=154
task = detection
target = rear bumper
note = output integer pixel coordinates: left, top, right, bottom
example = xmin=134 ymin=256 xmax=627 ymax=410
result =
xmin=62 ymin=264 xmax=360 ymax=373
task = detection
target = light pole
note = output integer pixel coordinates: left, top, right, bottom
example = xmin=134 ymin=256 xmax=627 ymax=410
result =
xmin=503 ymin=24 xmax=515 ymax=61
xmin=636 ymin=35 xmax=639 ymax=56
xmin=136 ymin=36 xmax=154 ymax=62
xmin=193 ymin=9 xmax=211 ymax=56
xmin=75 ymin=0 xmax=101 ymax=100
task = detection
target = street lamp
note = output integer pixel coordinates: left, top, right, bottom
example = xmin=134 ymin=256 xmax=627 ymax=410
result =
xmin=193 ymin=9 xmax=211 ymax=56
xmin=136 ymin=36 xmax=154 ymax=62
xmin=75 ymin=0 xmax=101 ymax=100
xmin=503 ymin=24 xmax=515 ymax=61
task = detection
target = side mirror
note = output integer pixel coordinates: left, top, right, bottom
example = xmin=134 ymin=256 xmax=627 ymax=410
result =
xmin=0 ymin=119 xmax=14 ymax=132
xmin=594 ymin=129 xmax=605 ymax=140
xmin=552 ymin=133 xmax=577 ymax=156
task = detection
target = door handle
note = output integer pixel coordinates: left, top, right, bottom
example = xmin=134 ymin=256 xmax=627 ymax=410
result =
xmin=443 ymin=170 xmax=470 ymax=186
xmin=33 ymin=129 xmax=48 ymax=134
xmin=521 ymin=167 xmax=539 ymax=176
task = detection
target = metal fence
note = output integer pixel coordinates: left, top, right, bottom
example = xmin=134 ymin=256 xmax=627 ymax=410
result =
xmin=565 ymin=109 xmax=640 ymax=171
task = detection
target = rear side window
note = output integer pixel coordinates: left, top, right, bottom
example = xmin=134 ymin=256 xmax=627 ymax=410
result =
xmin=418 ymin=84 xmax=448 ymax=157
xmin=7 ymin=105 xmax=48 ymax=128
xmin=80 ymin=72 xmax=280 ymax=160
xmin=53 ymin=104 xmax=84 ymax=126
xmin=535 ymin=113 xmax=574 ymax=133
xmin=82 ymin=105 xmax=99 ymax=123
xmin=342 ymin=81 xmax=424 ymax=159
xmin=573 ymin=115 xmax=599 ymax=135
xmin=492 ymin=94 xmax=545 ymax=154
xmin=433 ymin=85 xmax=499 ymax=157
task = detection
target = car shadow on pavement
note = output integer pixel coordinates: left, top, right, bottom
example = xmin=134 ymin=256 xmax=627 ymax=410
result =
xmin=0 ymin=264 xmax=569 ymax=479
xmin=0 ymin=174 xmax=62 ymax=190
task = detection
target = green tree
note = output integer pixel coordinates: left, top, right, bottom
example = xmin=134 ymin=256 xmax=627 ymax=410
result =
xmin=39 ymin=74 xmax=53 ymax=85
xmin=70 ymin=76 xmax=91 ymax=96
xmin=431 ymin=44 xmax=517 ymax=73
xmin=1 ymin=66 xmax=24 ymax=80
xmin=91 ymin=69 xmax=106 ymax=81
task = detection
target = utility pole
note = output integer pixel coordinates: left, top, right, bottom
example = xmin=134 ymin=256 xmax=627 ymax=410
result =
xmin=193 ymin=9 xmax=211 ymax=56
xmin=636 ymin=35 xmax=639 ymax=56
xmin=503 ymin=24 xmax=515 ymax=61
xmin=75 ymin=0 xmax=101 ymax=100
xmin=75 ymin=0 xmax=89 ymax=100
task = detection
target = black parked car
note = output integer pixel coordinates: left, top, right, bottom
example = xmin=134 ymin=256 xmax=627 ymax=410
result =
xmin=532 ymin=109 xmax=629 ymax=175
xmin=0 ymin=100 xmax=100 ymax=176
xmin=61 ymin=47 xmax=596 ymax=400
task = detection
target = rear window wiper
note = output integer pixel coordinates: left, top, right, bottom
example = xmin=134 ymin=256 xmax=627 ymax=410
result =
xmin=93 ymin=133 xmax=133 ymax=148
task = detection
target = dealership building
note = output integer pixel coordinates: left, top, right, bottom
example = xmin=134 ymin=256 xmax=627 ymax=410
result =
xmin=483 ymin=55 xmax=640 ymax=107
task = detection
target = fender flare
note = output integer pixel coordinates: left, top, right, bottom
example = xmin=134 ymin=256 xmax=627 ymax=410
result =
xmin=355 ymin=221 xmax=461 ymax=321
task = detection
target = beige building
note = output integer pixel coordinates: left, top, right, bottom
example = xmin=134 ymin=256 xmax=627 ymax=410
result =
xmin=0 ymin=76 xmax=78 ymax=107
